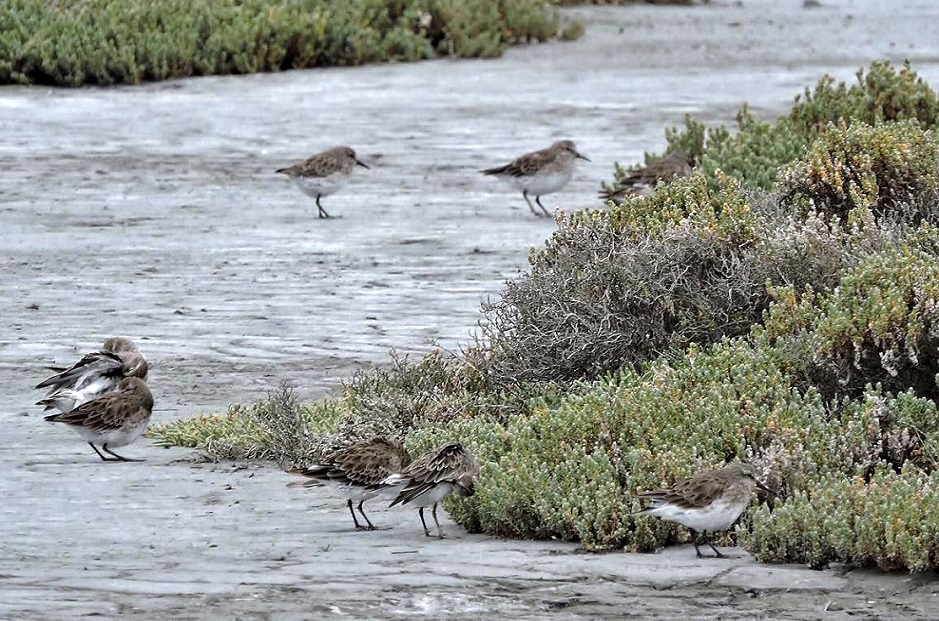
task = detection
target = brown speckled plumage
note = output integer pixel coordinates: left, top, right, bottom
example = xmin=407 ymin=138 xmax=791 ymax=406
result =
xmin=44 ymin=377 xmax=154 ymax=462
xmin=287 ymin=437 xmax=410 ymax=530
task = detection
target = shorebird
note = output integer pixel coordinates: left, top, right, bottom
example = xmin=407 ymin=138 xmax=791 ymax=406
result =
xmin=36 ymin=338 xmax=148 ymax=413
xmin=276 ymin=146 xmax=369 ymax=218
xmin=481 ymin=140 xmax=590 ymax=217
xmin=43 ymin=376 xmax=154 ymax=462
xmin=287 ymin=437 xmax=411 ymax=531
xmin=386 ymin=442 xmax=479 ymax=538
xmin=635 ymin=461 xmax=776 ymax=558
xmin=599 ymin=151 xmax=694 ymax=202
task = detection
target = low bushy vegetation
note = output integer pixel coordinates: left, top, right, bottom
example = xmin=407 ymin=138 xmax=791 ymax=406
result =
xmin=151 ymin=62 xmax=939 ymax=571
xmin=0 ymin=0 xmax=568 ymax=86
xmin=606 ymin=62 xmax=939 ymax=196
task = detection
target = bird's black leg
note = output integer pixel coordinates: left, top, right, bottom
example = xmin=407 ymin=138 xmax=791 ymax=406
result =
xmin=102 ymin=444 xmax=142 ymax=462
xmin=316 ymin=195 xmax=332 ymax=219
xmin=707 ymin=534 xmax=729 ymax=559
xmin=535 ymin=195 xmax=552 ymax=217
xmin=689 ymin=529 xmax=705 ymax=558
xmin=522 ymin=190 xmax=540 ymax=216
xmin=419 ymin=507 xmax=432 ymax=537
xmin=348 ymin=499 xmax=365 ymax=530
xmin=356 ymin=500 xmax=376 ymax=531
xmin=431 ymin=503 xmax=445 ymax=539
xmin=88 ymin=443 xmax=115 ymax=461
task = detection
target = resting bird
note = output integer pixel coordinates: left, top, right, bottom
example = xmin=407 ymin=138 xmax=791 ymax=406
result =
xmin=36 ymin=338 xmax=148 ymax=414
xmin=43 ymin=377 xmax=154 ymax=462
xmin=599 ymin=151 xmax=693 ymax=202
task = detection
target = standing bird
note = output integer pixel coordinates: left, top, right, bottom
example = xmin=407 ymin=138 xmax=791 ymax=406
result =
xmin=276 ymin=146 xmax=369 ymax=219
xmin=386 ymin=442 xmax=479 ymax=538
xmin=36 ymin=338 xmax=148 ymax=414
xmin=634 ymin=462 xmax=776 ymax=558
xmin=43 ymin=377 xmax=154 ymax=462
xmin=599 ymin=151 xmax=694 ymax=202
xmin=287 ymin=437 xmax=411 ymax=531
xmin=481 ymin=140 xmax=590 ymax=217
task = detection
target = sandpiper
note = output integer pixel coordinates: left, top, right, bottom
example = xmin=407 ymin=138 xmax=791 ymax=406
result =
xmin=276 ymin=146 xmax=369 ymax=218
xmin=287 ymin=437 xmax=411 ymax=531
xmin=36 ymin=338 xmax=148 ymax=414
xmin=386 ymin=442 xmax=478 ymax=538
xmin=481 ymin=140 xmax=590 ymax=217
xmin=635 ymin=461 xmax=776 ymax=558
xmin=43 ymin=376 xmax=154 ymax=462
xmin=599 ymin=151 xmax=694 ymax=202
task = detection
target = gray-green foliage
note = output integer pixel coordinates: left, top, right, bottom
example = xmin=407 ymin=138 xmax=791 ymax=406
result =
xmin=0 ymin=0 xmax=565 ymax=86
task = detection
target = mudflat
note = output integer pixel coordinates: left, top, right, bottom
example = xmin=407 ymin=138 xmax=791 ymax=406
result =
xmin=2 ymin=1 xmax=939 ymax=618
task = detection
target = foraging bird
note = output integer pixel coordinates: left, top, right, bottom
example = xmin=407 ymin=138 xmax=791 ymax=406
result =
xmin=287 ymin=437 xmax=411 ymax=531
xmin=276 ymin=146 xmax=369 ymax=218
xmin=599 ymin=151 xmax=693 ymax=202
xmin=43 ymin=377 xmax=154 ymax=462
xmin=386 ymin=442 xmax=479 ymax=538
xmin=481 ymin=140 xmax=590 ymax=217
xmin=635 ymin=461 xmax=776 ymax=558
xmin=36 ymin=338 xmax=148 ymax=414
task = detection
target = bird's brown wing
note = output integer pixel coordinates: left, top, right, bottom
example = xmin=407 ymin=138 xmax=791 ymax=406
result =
xmin=392 ymin=443 xmax=476 ymax=505
xmin=481 ymin=147 xmax=553 ymax=177
xmin=45 ymin=390 xmax=143 ymax=432
xmin=636 ymin=469 xmax=727 ymax=510
xmin=288 ymin=438 xmax=410 ymax=489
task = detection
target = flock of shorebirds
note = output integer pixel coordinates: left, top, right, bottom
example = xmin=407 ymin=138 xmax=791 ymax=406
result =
xmin=36 ymin=337 xmax=776 ymax=555
xmin=275 ymin=140 xmax=694 ymax=218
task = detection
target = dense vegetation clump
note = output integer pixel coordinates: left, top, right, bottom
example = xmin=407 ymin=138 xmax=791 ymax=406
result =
xmin=604 ymin=62 xmax=939 ymax=196
xmin=0 ymin=0 xmax=569 ymax=86
xmin=152 ymin=62 xmax=939 ymax=571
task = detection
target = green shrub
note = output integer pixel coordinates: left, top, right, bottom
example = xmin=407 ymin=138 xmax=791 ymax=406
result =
xmin=151 ymin=62 xmax=939 ymax=571
xmin=608 ymin=62 xmax=939 ymax=194
xmin=779 ymin=120 xmax=939 ymax=224
xmin=150 ymin=384 xmax=344 ymax=464
xmin=0 ymin=0 xmax=569 ymax=86
xmin=746 ymin=464 xmax=939 ymax=572
xmin=790 ymin=61 xmax=939 ymax=138
xmin=472 ymin=172 xmax=898 ymax=388
xmin=758 ymin=244 xmax=939 ymax=401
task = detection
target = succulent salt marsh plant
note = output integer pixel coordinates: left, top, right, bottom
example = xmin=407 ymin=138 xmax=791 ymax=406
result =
xmin=0 ymin=0 xmax=571 ymax=86
xmin=758 ymin=243 xmax=939 ymax=402
xmin=150 ymin=61 xmax=939 ymax=571
xmin=470 ymin=170 xmax=900 ymax=390
xmin=745 ymin=464 xmax=939 ymax=571
xmin=149 ymin=383 xmax=342 ymax=464
xmin=779 ymin=120 xmax=939 ymax=225
xmin=607 ymin=62 xmax=939 ymax=196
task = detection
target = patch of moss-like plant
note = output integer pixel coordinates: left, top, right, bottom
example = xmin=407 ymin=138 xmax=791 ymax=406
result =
xmin=149 ymin=383 xmax=343 ymax=464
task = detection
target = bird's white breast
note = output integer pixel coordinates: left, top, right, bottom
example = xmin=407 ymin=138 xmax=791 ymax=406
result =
xmin=644 ymin=497 xmax=748 ymax=534
xmin=293 ymin=173 xmax=346 ymax=198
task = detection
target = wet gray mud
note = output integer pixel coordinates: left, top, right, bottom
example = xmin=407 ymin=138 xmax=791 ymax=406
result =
xmin=2 ymin=1 xmax=939 ymax=618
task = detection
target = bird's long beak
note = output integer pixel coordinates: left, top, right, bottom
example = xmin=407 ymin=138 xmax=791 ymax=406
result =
xmin=355 ymin=159 xmax=370 ymax=169
xmin=575 ymin=152 xmax=591 ymax=162
xmin=755 ymin=479 xmax=777 ymax=497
